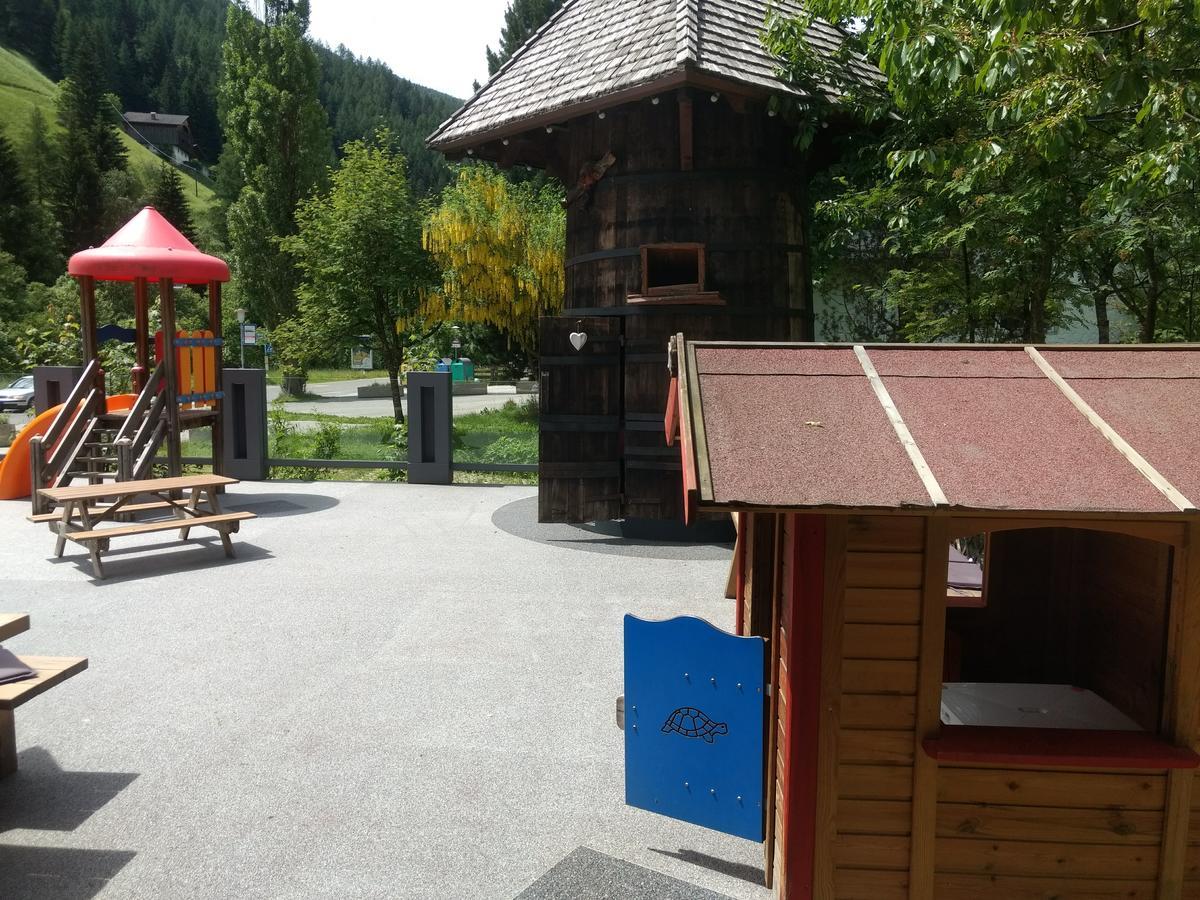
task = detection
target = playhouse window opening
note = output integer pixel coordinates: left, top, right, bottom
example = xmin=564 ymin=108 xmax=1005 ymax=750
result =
xmin=941 ymin=526 xmax=1173 ymax=735
xmin=642 ymin=244 xmax=705 ymax=295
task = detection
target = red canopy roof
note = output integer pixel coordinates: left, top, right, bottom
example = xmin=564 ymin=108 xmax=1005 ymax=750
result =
xmin=68 ymin=207 xmax=229 ymax=284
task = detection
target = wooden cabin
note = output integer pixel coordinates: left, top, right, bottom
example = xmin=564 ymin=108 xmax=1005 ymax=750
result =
xmin=428 ymin=0 xmax=880 ymax=523
xmin=668 ymin=337 xmax=1200 ymax=899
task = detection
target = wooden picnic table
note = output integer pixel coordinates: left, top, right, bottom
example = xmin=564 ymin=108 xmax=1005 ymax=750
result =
xmin=34 ymin=474 xmax=256 ymax=579
xmin=0 ymin=612 xmax=87 ymax=776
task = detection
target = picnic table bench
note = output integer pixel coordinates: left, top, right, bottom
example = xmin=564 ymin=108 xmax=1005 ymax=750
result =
xmin=0 ymin=613 xmax=87 ymax=776
xmin=33 ymin=474 xmax=256 ymax=579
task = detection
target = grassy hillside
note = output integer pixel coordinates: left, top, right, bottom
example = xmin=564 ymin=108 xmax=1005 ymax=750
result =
xmin=0 ymin=45 xmax=217 ymax=221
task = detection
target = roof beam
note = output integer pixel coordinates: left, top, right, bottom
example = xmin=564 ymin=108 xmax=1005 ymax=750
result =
xmin=854 ymin=345 xmax=948 ymax=507
xmin=1026 ymin=347 xmax=1197 ymax=513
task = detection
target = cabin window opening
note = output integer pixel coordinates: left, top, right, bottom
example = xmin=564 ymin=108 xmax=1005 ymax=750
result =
xmin=940 ymin=527 xmax=1173 ymax=734
xmin=947 ymin=534 xmax=987 ymax=609
xmin=642 ymin=243 xmax=705 ymax=296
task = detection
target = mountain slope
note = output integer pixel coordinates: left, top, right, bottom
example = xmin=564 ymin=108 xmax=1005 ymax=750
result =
xmin=0 ymin=44 xmax=217 ymax=220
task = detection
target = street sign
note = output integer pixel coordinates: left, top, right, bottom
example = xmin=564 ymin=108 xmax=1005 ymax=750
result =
xmin=241 ymin=324 xmax=258 ymax=346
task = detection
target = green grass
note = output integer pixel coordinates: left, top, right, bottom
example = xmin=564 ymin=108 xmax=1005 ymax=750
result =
xmin=0 ymin=45 xmax=216 ymax=221
xmin=266 ymin=368 xmax=390 ymax=386
xmin=175 ymin=398 xmax=539 ymax=485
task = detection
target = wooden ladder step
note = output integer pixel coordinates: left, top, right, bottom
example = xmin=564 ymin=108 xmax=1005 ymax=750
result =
xmin=27 ymin=500 xmax=177 ymax=523
xmin=70 ymin=511 xmax=256 ymax=542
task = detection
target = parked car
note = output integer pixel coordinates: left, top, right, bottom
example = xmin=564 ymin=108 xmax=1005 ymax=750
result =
xmin=0 ymin=375 xmax=35 ymax=412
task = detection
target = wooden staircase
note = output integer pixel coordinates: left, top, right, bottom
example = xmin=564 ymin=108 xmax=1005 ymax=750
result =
xmin=29 ymin=361 xmax=171 ymax=515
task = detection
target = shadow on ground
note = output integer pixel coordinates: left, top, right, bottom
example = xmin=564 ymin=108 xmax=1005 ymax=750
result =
xmin=0 ymin=748 xmax=138 ymax=899
xmin=47 ymin=538 xmax=273 ymax=585
xmin=650 ymin=848 xmax=765 ymax=885
xmin=515 ymin=846 xmax=735 ymax=900
xmin=0 ymin=845 xmax=136 ymax=900
xmin=221 ymin=492 xmax=340 ymax=518
xmin=492 ymin=497 xmax=734 ymax=561
xmin=0 ymin=748 xmax=138 ymax=834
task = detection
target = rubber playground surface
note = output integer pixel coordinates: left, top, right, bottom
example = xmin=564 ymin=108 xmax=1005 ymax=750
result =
xmin=0 ymin=480 xmax=770 ymax=899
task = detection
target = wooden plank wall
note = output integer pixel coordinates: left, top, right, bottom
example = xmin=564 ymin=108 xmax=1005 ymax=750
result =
xmin=933 ymin=764 xmax=1165 ymax=898
xmin=831 ymin=515 xmax=925 ymax=899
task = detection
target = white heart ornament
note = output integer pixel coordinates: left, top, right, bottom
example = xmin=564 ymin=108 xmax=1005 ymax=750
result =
xmin=569 ymin=331 xmax=588 ymax=351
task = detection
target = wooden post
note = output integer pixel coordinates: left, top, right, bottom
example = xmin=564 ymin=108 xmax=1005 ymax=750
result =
xmin=812 ymin=514 xmax=845 ymax=900
xmin=908 ymin=516 xmax=950 ymax=900
xmin=1156 ymin=524 xmax=1200 ymax=899
xmin=779 ymin=513 xmax=838 ymax=900
xmin=0 ymin=709 xmax=16 ymax=777
xmin=28 ymin=435 xmax=45 ymax=516
xmin=209 ymin=281 xmax=225 ymax=478
xmin=678 ymin=90 xmax=694 ymax=172
xmin=159 ymin=277 xmax=182 ymax=478
xmin=79 ymin=276 xmax=98 ymax=364
xmin=132 ymin=277 xmax=150 ymax=392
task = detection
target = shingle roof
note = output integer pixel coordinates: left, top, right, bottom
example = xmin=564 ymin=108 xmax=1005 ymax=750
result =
xmin=428 ymin=0 xmax=879 ymax=151
xmin=123 ymin=112 xmax=191 ymax=126
xmin=674 ymin=342 xmax=1200 ymax=516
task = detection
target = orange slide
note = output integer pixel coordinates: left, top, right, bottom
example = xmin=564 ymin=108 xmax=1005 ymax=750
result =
xmin=0 ymin=394 xmax=137 ymax=500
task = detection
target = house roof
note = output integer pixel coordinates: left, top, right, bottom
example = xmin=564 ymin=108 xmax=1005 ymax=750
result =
xmin=69 ymin=207 xmax=229 ymax=284
xmin=428 ymin=0 xmax=881 ymax=151
xmin=672 ymin=340 xmax=1200 ymax=517
xmin=124 ymin=112 xmax=190 ymax=127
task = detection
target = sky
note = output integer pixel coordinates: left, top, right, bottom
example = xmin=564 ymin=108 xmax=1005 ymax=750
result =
xmin=307 ymin=0 xmax=512 ymax=100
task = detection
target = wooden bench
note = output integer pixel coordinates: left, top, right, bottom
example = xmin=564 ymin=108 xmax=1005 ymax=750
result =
xmin=37 ymin=475 xmax=257 ymax=579
xmin=0 ymin=613 xmax=87 ymax=777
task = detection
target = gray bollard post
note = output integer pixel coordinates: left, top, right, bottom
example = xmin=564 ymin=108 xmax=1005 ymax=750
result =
xmin=221 ymin=368 xmax=268 ymax=480
xmin=407 ymin=371 xmax=452 ymax=484
xmin=33 ymin=366 xmax=85 ymax=414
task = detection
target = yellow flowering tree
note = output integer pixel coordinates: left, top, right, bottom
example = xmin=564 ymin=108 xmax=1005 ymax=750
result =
xmin=423 ymin=167 xmax=564 ymax=355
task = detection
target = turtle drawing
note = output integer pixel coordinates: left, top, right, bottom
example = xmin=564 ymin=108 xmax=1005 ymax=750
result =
xmin=661 ymin=707 xmax=729 ymax=743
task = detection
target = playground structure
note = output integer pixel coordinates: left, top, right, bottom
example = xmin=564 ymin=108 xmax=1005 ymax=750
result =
xmin=0 ymin=208 xmax=231 ymax=514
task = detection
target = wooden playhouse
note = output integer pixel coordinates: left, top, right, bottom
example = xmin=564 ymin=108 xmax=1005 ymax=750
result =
xmin=667 ymin=338 xmax=1200 ymax=899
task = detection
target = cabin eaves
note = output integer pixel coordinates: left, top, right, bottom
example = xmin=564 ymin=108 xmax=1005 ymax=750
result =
xmin=672 ymin=341 xmax=1200 ymax=517
xmin=427 ymin=0 xmax=881 ymax=151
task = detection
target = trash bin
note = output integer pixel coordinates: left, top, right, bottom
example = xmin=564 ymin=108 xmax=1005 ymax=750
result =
xmin=460 ymin=358 xmax=475 ymax=381
xmin=450 ymin=360 xmax=465 ymax=382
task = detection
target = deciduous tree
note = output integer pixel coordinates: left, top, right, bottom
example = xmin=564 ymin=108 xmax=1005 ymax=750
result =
xmin=283 ymin=130 xmax=437 ymax=423
xmin=423 ymin=166 xmax=564 ymax=361
xmin=767 ymin=0 xmax=1200 ymax=343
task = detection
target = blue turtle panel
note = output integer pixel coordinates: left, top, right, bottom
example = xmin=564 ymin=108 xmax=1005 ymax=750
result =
xmin=624 ymin=614 xmax=765 ymax=842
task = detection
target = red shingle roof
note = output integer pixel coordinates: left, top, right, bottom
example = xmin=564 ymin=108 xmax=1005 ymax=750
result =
xmin=676 ymin=341 xmax=1200 ymax=516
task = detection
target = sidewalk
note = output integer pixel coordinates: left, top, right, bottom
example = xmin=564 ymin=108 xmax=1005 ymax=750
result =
xmin=0 ymin=482 xmax=765 ymax=900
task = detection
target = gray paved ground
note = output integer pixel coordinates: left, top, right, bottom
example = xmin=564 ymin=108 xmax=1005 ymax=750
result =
xmin=0 ymin=481 xmax=772 ymax=900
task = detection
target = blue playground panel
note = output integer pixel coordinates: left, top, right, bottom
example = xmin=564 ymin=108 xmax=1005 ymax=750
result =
xmin=624 ymin=615 xmax=765 ymax=842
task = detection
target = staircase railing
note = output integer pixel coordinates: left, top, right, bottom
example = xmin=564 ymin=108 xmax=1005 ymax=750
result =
xmin=29 ymin=360 xmax=104 ymax=515
xmin=115 ymin=361 xmax=168 ymax=482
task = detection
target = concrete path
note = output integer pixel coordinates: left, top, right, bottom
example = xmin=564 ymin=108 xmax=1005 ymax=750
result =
xmin=0 ymin=482 xmax=769 ymax=900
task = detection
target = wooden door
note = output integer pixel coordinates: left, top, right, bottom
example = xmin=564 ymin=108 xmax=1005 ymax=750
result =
xmin=538 ymin=316 xmax=622 ymax=523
